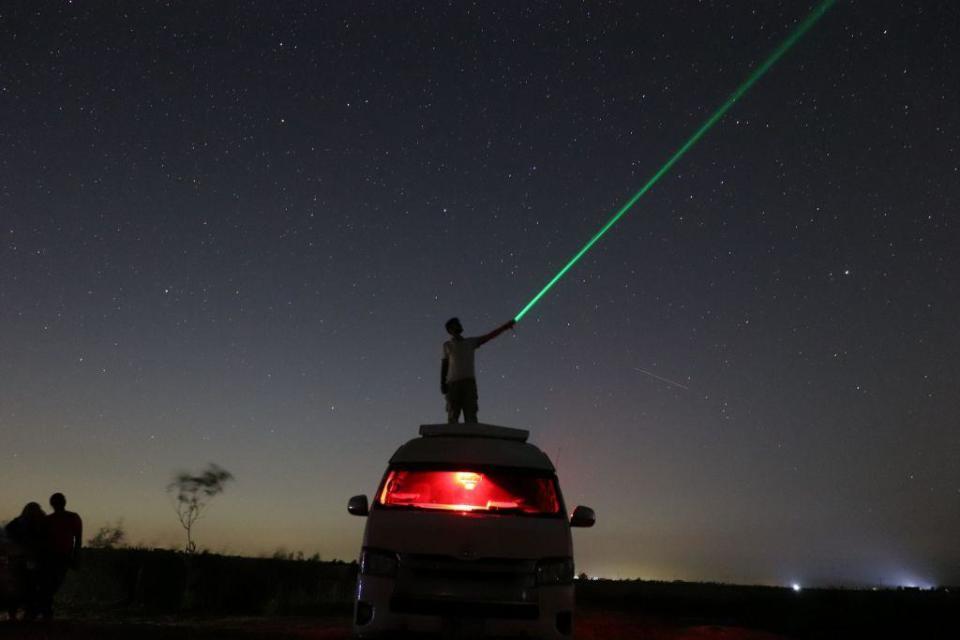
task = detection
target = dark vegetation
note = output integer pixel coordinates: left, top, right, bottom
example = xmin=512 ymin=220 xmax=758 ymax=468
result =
xmin=577 ymin=578 xmax=958 ymax=639
xmin=86 ymin=522 xmax=126 ymax=550
xmin=55 ymin=548 xmax=355 ymax=616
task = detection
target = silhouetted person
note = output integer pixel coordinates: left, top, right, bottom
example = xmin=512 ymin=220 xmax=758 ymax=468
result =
xmin=441 ymin=317 xmax=515 ymax=423
xmin=38 ymin=493 xmax=82 ymax=620
xmin=4 ymin=502 xmax=46 ymax=621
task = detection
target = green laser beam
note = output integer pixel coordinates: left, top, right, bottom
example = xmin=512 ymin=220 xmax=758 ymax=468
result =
xmin=514 ymin=0 xmax=836 ymax=322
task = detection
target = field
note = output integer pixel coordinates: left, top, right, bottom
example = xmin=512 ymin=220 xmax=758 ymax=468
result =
xmin=1 ymin=549 xmax=956 ymax=639
xmin=0 ymin=610 xmax=787 ymax=640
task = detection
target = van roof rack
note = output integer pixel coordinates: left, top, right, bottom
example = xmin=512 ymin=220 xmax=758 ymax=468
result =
xmin=419 ymin=423 xmax=530 ymax=442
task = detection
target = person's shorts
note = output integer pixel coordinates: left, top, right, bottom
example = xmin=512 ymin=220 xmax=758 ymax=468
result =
xmin=446 ymin=378 xmax=478 ymax=417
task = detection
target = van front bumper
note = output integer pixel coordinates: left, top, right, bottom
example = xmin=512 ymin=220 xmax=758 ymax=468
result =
xmin=354 ymin=575 xmax=574 ymax=638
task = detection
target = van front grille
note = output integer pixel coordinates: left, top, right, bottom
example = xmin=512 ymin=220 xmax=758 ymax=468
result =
xmin=390 ymin=596 xmax=539 ymax=619
xmin=403 ymin=554 xmax=536 ymax=582
xmin=394 ymin=553 xmax=538 ymax=605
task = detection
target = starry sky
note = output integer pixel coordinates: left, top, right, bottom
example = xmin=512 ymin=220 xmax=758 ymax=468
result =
xmin=2 ymin=1 xmax=958 ymax=587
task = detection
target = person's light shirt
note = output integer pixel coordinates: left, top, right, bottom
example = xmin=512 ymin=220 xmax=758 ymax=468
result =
xmin=443 ymin=337 xmax=483 ymax=383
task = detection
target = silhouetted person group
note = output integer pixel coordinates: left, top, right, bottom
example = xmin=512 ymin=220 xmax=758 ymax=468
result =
xmin=4 ymin=493 xmax=82 ymax=621
xmin=441 ymin=317 xmax=515 ymax=423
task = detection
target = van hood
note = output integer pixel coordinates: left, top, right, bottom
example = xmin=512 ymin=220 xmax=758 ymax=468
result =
xmin=363 ymin=509 xmax=572 ymax=560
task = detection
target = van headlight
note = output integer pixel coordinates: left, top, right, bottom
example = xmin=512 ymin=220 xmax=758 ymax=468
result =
xmin=536 ymin=557 xmax=574 ymax=585
xmin=360 ymin=548 xmax=399 ymax=577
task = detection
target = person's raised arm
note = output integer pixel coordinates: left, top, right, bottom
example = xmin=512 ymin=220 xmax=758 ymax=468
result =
xmin=476 ymin=319 xmax=516 ymax=347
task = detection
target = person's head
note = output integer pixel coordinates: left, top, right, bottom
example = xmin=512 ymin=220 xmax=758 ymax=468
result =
xmin=21 ymin=502 xmax=44 ymax=520
xmin=445 ymin=317 xmax=463 ymax=337
xmin=49 ymin=492 xmax=67 ymax=512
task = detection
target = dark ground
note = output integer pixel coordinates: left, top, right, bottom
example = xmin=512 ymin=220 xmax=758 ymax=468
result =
xmin=2 ymin=550 xmax=957 ymax=638
xmin=0 ymin=608 xmax=788 ymax=640
xmin=576 ymin=579 xmax=959 ymax=639
xmin=2 ymin=585 xmax=957 ymax=640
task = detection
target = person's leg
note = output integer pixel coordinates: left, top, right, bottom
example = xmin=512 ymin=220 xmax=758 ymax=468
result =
xmin=462 ymin=379 xmax=479 ymax=423
xmin=11 ymin=559 xmax=38 ymax=621
xmin=36 ymin=561 xmax=53 ymax=620
xmin=39 ymin=556 xmax=69 ymax=620
xmin=24 ymin=566 xmax=40 ymax=621
xmin=446 ymin=387 xmax=461 ymax=423
xmin=10 ymin=561 xmax=26 ymax=620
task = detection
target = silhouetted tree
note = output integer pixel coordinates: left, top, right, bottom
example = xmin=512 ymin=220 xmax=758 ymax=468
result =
xmin=87 ymin=521 xmax=127 ymax=549
xmin=166 ymin=463 xmax=233 ymax=553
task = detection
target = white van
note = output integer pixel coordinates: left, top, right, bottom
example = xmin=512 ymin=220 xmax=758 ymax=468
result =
xmin=347 ymin=423 xmax=595 ymax=638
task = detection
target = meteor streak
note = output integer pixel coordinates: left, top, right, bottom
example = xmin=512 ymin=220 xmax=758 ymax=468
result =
xmin=513 ymin=0 xmax=837 ymax=322
xmin=634 ymin=368 xmax=690 ymax=391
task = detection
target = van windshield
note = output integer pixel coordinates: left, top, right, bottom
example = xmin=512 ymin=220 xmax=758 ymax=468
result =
xmin=378 ymin=469 xmax=561 ymax=515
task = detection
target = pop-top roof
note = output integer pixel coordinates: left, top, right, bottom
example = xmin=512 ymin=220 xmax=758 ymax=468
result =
xmin=419 ymin=423 xmax=529 ymax=441
xmin=389 ymin=423 xmax=553 ymax=471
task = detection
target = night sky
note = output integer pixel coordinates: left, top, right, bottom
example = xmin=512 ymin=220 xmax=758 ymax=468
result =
xmin=2 ymin=1 xmax=958 ymax=587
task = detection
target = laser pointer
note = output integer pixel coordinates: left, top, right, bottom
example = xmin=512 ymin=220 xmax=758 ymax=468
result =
xmin=514 ymin=0 xmax=836 ymax=322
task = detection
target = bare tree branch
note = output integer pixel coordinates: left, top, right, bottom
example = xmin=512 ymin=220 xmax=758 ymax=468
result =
xmin=166 ymin=463 xmax=234 ymax=553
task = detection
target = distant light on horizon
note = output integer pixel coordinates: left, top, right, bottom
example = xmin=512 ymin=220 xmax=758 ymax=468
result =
xmin=897 ymin=580 xmax=934 ymax=590
xmin=887 ymin=570 xmax=935 ymax=590
xmin=791 ymin=583 xmax=802 ymax=592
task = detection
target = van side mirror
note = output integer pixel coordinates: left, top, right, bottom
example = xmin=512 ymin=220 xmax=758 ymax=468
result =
xmin=348 ymin=495 xmax=369 ymax=517
xmin=570 ymin=505 xmax=595 ymax=528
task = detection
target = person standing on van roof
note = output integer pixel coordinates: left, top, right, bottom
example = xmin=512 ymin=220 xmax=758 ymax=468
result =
xmin=441 ymin=317 xmax=515 ymax=423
